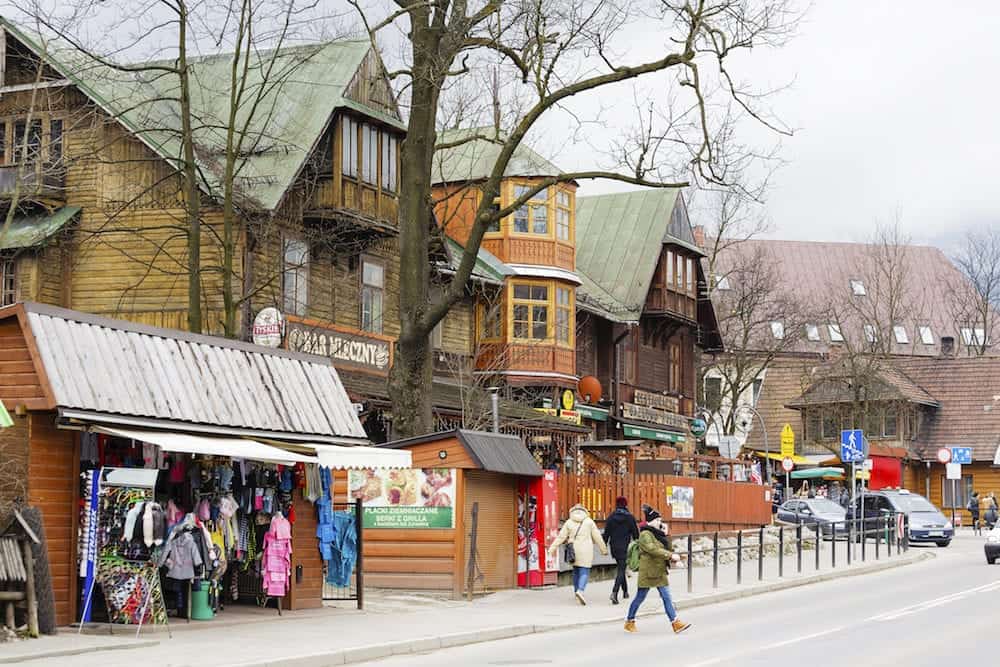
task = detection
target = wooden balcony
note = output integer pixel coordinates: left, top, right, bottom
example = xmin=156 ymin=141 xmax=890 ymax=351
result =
xmin=481 ymin=237 xmax=575 ymax=271
xmin=0 ymin=163 xmax=65 ymax=203
xmin=644 ymin=287 xmax=697 ymax=321
xmin=306 ymin=176 xmax=398 ymax=235
xmin=476 ymin=342 xmax=576 ymax=380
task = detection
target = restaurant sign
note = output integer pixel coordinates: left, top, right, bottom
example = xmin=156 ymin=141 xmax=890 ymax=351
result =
xmin=286 ymin=317 xmax=392 ymax=374
xmin=633 ymin=389 xmax=679 ymax=414
xmin=621 ymin=402 xmax=688 ymax=430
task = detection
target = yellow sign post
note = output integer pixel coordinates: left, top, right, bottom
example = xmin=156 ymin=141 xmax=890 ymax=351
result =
xmin=780 ymin=423 xmax=795 ymax=458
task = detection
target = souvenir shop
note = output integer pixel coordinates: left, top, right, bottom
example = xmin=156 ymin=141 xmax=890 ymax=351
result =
xmin=0 ymin=302 xmax=411 ymax=628
xmin=76 ymin=429 xmax=328 ymax=625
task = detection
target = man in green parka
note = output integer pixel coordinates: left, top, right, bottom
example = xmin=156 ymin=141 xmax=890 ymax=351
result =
xmin=624 ymin=508 xmax=691 ymax=634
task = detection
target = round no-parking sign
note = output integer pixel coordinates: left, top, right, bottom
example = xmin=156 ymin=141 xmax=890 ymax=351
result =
xmin=936 ymin=448 xmax=952 ymax=464
xmin=781 ymin=457 xmax=794 ymax=472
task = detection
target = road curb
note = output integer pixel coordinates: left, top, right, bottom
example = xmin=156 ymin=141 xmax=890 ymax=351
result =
xmin=234 ymin=550 xmax=933 ymax=667
xmin=0 ymin=639 xmax=160 ymax=664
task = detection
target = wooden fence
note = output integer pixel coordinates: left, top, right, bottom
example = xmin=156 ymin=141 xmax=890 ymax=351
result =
xmin=559 ymin=472 xmax=771 ymax=534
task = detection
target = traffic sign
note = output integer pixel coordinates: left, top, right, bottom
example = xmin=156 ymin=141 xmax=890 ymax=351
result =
xmin=950 ymin=447 xmax=973 ymax=465
xmin=946 ymin=462 xmax=962 ymax=480
xmin=781 ymin=457 xmax=795 ymax=472
xmin=780 ymin=424 xmax=795 ymax=458
xmin=936 ymin=448 xmax=952 ymax=464
xmin=840 ymin=429 xmax=865 ymax=464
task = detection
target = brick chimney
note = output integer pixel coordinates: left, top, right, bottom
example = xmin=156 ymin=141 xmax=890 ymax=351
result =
xmin=692 ymin=225 xmax=707 ymax=249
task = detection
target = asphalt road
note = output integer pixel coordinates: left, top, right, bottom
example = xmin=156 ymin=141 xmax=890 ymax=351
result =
xmin=368 ymin=532 xmax=998 ymax=667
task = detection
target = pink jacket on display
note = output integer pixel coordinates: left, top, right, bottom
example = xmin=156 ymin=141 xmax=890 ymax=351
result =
xmin=261 ymin=513 xmax=293 ymax=597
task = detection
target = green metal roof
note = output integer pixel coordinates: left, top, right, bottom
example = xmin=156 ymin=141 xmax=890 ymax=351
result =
xmin=575 ymin=188 xmax=702 ymax=321
xmin=443 ymin=236 xmax=513 ymax=284
xmin=1 ymin=18 xmax=403 ymax=212
xmin=0 ymin=206 xmax=80 ymax=250
xmin=432 ymin=127 xmax=563 ymax=185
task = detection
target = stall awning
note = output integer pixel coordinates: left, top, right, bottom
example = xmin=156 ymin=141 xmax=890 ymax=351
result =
xmin=791 ymin=467 xmax=844 ymax=480
xmin=95 ymin=427 xmax=316 ymax=465
xmin=752 ymin=451 xmax=811 ymax=465
xmin=303 ymin=444 xmax=411 ymax=470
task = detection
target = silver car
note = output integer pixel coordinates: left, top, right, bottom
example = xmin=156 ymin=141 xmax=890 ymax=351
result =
xmin=776 ymin=498 xmax=849 ymax=538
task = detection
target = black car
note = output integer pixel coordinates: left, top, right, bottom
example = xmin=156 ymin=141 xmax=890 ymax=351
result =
xmin=776 ymin=498 xmax=848 ymax=538
xmin=852 ymin=489 xmax=953 ymax=547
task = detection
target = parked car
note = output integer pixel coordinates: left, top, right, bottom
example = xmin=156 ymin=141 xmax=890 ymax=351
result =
xmin=852 ymin=489 xmax=953 ymax=547
xmin=776 ymin=498 xmax=848 ymax=538
xmin=986 ymin=525 xmax=1000 ymax=564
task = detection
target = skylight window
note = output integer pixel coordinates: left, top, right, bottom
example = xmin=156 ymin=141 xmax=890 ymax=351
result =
xmin=961 ymin=327 xmax=987 ymax=346
xmin=864 ymin=324 xmax=878 ymax=343
xmin=805 ymin=324 xmax=820 ymax=342
xmin=850 ymin=279 xmax=866 ymax=296
xmin=918 ymin=326 xmax=934 ymax=345
xmin=893 ymin=326 xmax=909 ymax=344
xmin=828 ymin=324 xmax=844 ymax=342
xmin=714 ymin=275 xmax=732 ymax=290
xmin=770 ymin=321 xmax=785 ymax=340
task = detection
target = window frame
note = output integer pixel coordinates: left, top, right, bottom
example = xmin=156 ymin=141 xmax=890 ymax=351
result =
xmin=892 ymin=325 xmax=909 ymax=344
xmin=918 ymin=325 xmax=934 ymax=345
xmin=554 ymin=285 xmax=574 ymax=347
xmin=704 ymin=376 xmax=723 ymax=413
xmin=510 ymin=279 xmax=551 ymax=342
xmin=850 ymin=279 xmax=866 ymax=296
xmin=360 ymin=255 xmax=385 ymax=334
xmin=1 ymin=255 xmax=16 ymax=306
xmin=555 ymin=188 xmax=572 ymax=242
xmin=380 ymin=131 xmax=398 ymax=192
xmin=341 ymin=116 xmax=359 ymax=178
xmin=770 ymin=321 xmax=785 ymax=340
xmin=281 ymin=234 xmax=310 ymax=317
xmin=477 ymin=299 xmax=503 ymax=342
xmin=864 ymin=323 xmax=878 ymax=344
xmin=361 ymin=123 xmax=378 ymax=185
xmin=805 ymin=324 xmax=820 ymax=342
xmin=883 ymin=410 xmax=898 ymax=438
xmin=828 ymin=323 xmax=844 ymax=342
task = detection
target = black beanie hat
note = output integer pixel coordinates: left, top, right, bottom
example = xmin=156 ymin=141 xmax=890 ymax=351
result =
xmin=644 ymin=507 xmax=661 ymax=522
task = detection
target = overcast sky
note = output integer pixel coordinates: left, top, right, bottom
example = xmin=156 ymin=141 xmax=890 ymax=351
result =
xmin=543 ymin=2 xmax=1000 ymax=250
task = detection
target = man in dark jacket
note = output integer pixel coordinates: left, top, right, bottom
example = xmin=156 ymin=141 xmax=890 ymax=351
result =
xmin=603 ymin=496 xmax=639 ymax=605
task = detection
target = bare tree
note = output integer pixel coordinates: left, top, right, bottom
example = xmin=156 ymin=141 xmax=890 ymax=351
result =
xmin=947 ymin=228 xmax=1000 ymax=357
xmin=346 ymin=0 xmax=800 ymax=437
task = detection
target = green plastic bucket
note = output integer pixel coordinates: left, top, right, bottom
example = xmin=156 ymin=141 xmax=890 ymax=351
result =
xmin=190 ymin=587 xmax=214 ymax=620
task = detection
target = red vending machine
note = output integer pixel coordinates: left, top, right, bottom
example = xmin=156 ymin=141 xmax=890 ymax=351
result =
xmin=518 ymin=469 xmax=559 ymax=587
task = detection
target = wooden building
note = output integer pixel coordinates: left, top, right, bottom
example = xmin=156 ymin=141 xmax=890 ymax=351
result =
xmin=348 ymin=430 xmax=543 ymax=596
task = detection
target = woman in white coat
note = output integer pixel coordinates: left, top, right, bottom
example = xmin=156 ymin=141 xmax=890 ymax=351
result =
xmin=548 ymin=503 xmax=608 ymax=605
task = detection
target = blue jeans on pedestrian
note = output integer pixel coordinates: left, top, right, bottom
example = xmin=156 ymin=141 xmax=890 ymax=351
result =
xmin=572 ymin=566 xmax=591 ymax=592
xmin=626 ymin=586 xmax=677 ymax=621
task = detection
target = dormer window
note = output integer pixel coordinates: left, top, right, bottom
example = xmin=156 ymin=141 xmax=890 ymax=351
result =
xmin=828 ymin=323 xmax=844 ymax=342
xmin=770 ymin=321 xmax=785 ymax=339
xmin=805 ymin=324 xmax=820 ymax=341
xmin=918 ymin=325 xmax=934 ymax=345
xmin=714 ymin=275 xmax=732 ymax=290
xmin=850 ymin=279 xmax=866 ymax=296
xmin=960 ymin=327 xmax=987 ymax=347
xmin=893 ymin=325 xmax=909 ymax=344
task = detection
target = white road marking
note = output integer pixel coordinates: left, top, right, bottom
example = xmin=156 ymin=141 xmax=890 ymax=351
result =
xmin=867 ymin=579 xmax=1000 ymax=621
xmin=686 ymin=627 xmax=846 ymax=667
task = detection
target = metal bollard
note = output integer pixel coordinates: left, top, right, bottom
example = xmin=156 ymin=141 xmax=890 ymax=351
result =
xmin=687 ymin=535 xmax=694 ymax=593
xmin=712 ymin=532 xmax=719 ymax=588
xmin=778 ymin=526 xmax=784 ymax=577
xmin=815 ymin=522 xmax=821 ymax=570
xmin=758 ymin=526 xmax=765 ymax=581
xmin=832 ymin=522 xmax=837 ymax=568
xmin=796 ymin=524 xmax=803 ymax=573
xmin=847 ymin=519 xmax=852 ymax=566
xmin=875 ymin=517 xmax=881 ymax=560
xmin=737 ymin=530 xmax=743 ymax=585
xmin=861 ymin=517 xmax=867 ymax=562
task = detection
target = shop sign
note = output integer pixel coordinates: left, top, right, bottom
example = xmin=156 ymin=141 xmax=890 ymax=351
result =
xmin=286 ymin=318 xmax=392 ymax=374
xmin=251 ymin=307 xmax=284 ymax=347
xmin=530 ymin=435 xmax=552 ymax=446
xmin=666 ymin=485 xmax=694 ymax=519
xmin=561 ymin=389 xmax=576 ymax=411
xmin=576 ymin=404 xmax=609 ymax=422
xmin=349 ymin=468 xmax=456 ymax=529
xmin=623 ymin=424 xmax=686 ymax=443
xmin=621 ymin=402 xmax=688 ymax=430
xmin=633 ymin=389 xmax=679 ymax=413
xmin=534 ymin=407 xmax=559 ymax=418
xmin=558 ymin=409 xmax=581 ymax=425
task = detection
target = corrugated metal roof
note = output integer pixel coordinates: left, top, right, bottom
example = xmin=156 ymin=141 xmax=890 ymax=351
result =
xmin=0 ymin=206 xmax=79 ymax=250
xmin=2 ymin=19 xmax=401 ymax=212
xmin=432 ymin=128 xmax=563 ymax=184
xmin=442 ymin=237 xmax=514 ymax=284
xmin=575 ymin=188 xmax=695 ymax=321
xmin=14 ymin=303 xmax=367 ymax=442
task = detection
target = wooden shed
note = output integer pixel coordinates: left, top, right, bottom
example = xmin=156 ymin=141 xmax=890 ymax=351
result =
xmin=356 ymin=430 xmax=543 ymax=597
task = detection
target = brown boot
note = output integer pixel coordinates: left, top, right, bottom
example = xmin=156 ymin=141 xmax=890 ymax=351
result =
xmin=672 ymin=619 xmax=691 ymax=634
xmin=624 ymin=620 xmax=637 ymax=633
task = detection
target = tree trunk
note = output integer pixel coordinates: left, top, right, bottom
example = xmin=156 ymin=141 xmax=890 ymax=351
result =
xmin=178 ymin=2 xmax=203 ymax=334
xmin=388 ymin=336 xmax=434 ymax=439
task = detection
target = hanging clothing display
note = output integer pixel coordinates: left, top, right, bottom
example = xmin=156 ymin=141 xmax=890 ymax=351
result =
xmin=326 ymin=511 xmax=358 ymax=588
xmin=261 ymin=513 xmax=292 ymax=597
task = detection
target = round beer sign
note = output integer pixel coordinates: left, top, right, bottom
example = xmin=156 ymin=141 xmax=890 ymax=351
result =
xmin=252 ymin=307 xmax=285 ymax=347
xmin=690 ymin=418 xmax=708 ymax=438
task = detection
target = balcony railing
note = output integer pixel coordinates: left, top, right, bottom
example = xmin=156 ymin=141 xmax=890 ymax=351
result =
xmin=0 ymin=163 xmax=66 ymax=202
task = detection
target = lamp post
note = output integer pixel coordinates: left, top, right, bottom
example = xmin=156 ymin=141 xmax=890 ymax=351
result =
xmin=735 ymin=404 xmax=770 ymax=480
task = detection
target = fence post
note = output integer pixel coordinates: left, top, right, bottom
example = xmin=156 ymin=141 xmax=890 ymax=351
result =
xmin=736 ymin=530 xmax=743 ymax=585
xmin=861 ymin=515 xmax=867 ymax=562
xmin=903 ymin=515 xmax=910 ymax=552
xmin=758 ymin=526 xmax=764 ymax=581
xmin=355 ymin=497 xmax=364 ymax=610
xmin=875 ymin=516 xmax=881 ymax=560
xmin=832 ymin=523 xmax=837 ymax=569
xmin=687 ymin=534 xmax=694 ymax=594
xmin=778 ymin=526 xmax=784 ymax=577
xmin=712 ymin=532 xmax=719 ymax=589
xmin=815 ymin=523 xmax=821 ymax=571
xmin=847 ymin=519 xmax=852 ymax=566
xmin=796 ymin=524 xmax=803 ymax=573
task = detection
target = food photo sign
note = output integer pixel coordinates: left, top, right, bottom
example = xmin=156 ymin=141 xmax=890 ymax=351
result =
xmin=349 ymin=468 xmax=456 ymax=528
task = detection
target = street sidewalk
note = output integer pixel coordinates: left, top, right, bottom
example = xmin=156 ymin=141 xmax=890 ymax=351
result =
xmin=1 ymin=541 xmax=932 ymax=667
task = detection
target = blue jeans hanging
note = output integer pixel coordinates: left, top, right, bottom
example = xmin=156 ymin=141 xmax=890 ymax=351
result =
xmin=326 ymin=511 xmax=357 ymax=587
